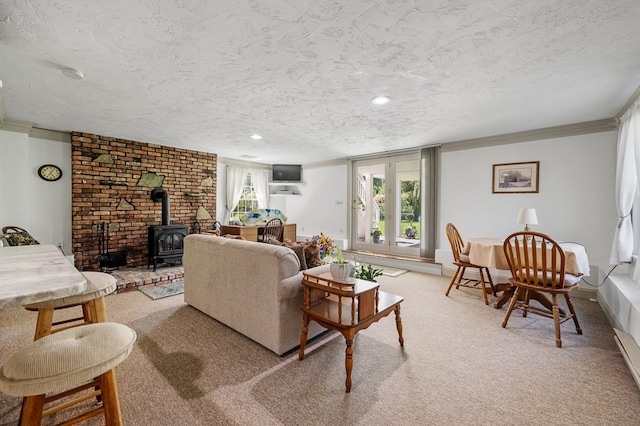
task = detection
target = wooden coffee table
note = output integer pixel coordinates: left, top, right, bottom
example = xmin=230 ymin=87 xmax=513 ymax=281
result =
xmin=298 ymin=272 xmax=404 ymax=392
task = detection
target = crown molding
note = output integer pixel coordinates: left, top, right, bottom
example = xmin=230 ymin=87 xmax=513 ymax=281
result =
xmin=218 ymin=156 xmax=271 ymax=169
xmin=0 ymin=119 xmax=71 ymax=142
xmin=30 ymin=127 xmax=71 ymax=143
xmin=0 ymin=119 xmax=34 ymax=134
xmin=617 ymin=83 xmax=640 ymax=119
xmin=219 ymin=155 xmax=346 ymax=170
xmin=303 ymin=158 xmax=348 ymax=169
xmin=346 ymin=146 xmax=423 ymax=162
xmin=440 ymin=118 xmax=617 ymax=152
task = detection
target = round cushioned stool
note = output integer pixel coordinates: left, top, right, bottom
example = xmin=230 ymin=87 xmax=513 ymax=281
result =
xmin=23 ymin=272 xmax=117 ymax=340
xmin=0 ymin=322 xmax=136 ymax=426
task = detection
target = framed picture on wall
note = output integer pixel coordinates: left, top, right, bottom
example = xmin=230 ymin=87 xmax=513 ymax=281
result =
xmin=492 ymin=161 xmax=540 ymax=193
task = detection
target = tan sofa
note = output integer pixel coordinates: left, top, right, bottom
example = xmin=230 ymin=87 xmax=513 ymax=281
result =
xmin=183 ymin=234 xmax=329 ymax=355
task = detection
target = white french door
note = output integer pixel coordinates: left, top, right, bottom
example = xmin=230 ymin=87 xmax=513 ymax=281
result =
xmin=351 ymin=153 xmax=421 ymax=256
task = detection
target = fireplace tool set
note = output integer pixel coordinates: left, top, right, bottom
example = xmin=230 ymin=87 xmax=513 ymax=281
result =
xmin=96 ymin=222 xmax=126 ymax=269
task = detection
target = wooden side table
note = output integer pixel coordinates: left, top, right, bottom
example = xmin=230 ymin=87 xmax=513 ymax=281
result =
xmin=299 ymin=272 xmax=404 ymax=392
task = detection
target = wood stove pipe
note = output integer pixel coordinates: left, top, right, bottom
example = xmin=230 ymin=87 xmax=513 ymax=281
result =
xmin=150 ymin=187 xmax=170 ymax=225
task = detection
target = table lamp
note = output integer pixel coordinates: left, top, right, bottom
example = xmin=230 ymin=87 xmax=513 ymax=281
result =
xmin=516 ymin=208 xmax=538 ymax=231
xmin=192 ymin=205 xmax=212 ymax=234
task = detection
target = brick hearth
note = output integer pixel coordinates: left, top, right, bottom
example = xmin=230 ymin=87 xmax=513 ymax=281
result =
xmin=108 ymin=265 xmax=184 ymax=293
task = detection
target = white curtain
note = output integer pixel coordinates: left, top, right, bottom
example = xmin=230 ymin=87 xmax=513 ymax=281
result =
xmin=629 ymin=102 xmax=640 ymax=283
xmin=225 ymin=165 xmax=248 ymax=224
xmin=251 ymin=169 xmax=271 ymax=209
xmin=610 ymin=101 xmax=640 ymax=276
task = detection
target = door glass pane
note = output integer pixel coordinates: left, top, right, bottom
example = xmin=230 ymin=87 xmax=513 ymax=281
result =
xmin=355 ymin=162 xmax=385 ymax=246
xmin=394 ymin=160 xmax=420 ymax=250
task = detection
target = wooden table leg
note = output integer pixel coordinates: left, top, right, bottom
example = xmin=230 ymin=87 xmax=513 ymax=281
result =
xmin=298 ymin=313 xmax=310 ymax=360
xmin=395 ymin=304 xmax=404 ymax=347
xmin=492 ymin=283 xmax=514 ymax=309
xmin=494 ymin=287 xmax=566 ymax=316
xmin=344 ymin=336 xmax=354 ymax=393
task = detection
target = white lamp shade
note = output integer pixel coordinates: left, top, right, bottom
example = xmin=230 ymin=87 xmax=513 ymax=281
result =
xmin=196 ymin=205 xmax=212 ymax=220
xmin=516 ymin=208 xmax=538 ymax=225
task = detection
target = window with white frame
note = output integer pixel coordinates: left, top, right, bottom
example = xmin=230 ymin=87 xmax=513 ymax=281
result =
xmin=232 ymin=172 xmax=258 ymax=219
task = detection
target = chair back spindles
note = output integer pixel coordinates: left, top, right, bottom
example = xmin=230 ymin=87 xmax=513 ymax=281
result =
xmin=261 ymin=218 xmax=284 ymax=242
xmin=446 ymin=223 xmax=465 ymax=262
xmin=501 ymin=231 xmax=581 ymax=348
xmin=503 ymin=231 xmax=566 ymax=289
xmin=444 ymin=223 xmax=496 ymax=305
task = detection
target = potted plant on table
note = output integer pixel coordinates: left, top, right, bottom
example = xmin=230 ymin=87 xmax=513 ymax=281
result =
xmin=354 ymin=263 xmax=384 ymax=282
xmin=330 ymin=247 xmax=353 ymax=281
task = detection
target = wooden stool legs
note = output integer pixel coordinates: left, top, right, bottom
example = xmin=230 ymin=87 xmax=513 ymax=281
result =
xmin=24 ymin=292 xmax=118 ymax=424
xmin=33 ymin=296 xmax=108 ymax=340
xmin=19 ymin=395 xmax=45 ymax=425
xmin=18 ymin=366 xmax=123 ymax=426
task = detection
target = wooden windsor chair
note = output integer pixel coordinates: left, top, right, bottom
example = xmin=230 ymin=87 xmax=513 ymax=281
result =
xmin=444 ymin=223 xmax=496 ymax=305
xmin=501 ymin=231 xmax=582 ymax=348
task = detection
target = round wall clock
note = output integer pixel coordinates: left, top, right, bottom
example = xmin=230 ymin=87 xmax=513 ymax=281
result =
xmin=37 ymin=164 xmax=63 ymax=182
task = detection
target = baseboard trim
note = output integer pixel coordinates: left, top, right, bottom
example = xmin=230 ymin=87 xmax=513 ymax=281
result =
xmin=351 ymin=252 xmax=441 ymax=276
xmin=614 ymin=328 xmax=640 ymax=390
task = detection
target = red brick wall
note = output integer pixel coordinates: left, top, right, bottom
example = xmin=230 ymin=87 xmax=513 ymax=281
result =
xmin=71 ymin=132 xmax=217 ymax=271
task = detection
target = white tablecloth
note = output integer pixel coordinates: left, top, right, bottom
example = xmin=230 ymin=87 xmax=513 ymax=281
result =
xmin=465 ymin=238 xmax=590 ymax=277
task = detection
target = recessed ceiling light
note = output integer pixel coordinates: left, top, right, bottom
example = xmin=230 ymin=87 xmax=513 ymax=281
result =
xmin=371 ymin=96 xmax=390 ymax=105
xmin=250 ymin=134 xmax=262 ymax=140
xmin=62 ymin=67 xmax=84 ymax=80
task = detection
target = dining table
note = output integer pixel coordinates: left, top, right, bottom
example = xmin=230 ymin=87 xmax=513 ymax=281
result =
xmin=0 ymin=244 xmax=87 ymax=309
xmin=464 ymin=237 xmax=590 ymax=309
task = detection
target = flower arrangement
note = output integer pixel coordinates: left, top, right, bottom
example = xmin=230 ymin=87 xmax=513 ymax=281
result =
xmin=311 ymin=232 xmax=336 ymax=258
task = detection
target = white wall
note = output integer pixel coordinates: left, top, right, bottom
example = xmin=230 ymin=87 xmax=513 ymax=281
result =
xmin=437 ymin=130 xmax=618 ymax=277
xmin=0 ymin=130 xmax=72 ymax=253
xmin=4 ymin=127 xmax=612 ymax=263
xmin=216 ymin=161 xmax=349 ymax=244
xmin=0 ymin=131 xmax=29 ymax=227
xmin=277 ymin=163 xmax=349 ymax=242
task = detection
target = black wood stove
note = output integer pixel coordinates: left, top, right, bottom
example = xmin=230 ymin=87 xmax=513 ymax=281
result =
xmin=148 ymin=188 xmax=188 ymax=271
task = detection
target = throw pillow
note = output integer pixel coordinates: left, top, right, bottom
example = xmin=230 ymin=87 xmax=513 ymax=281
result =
xmin=285 ymin=242 xmax=307 ymax=271
xmin=269 ymin=239 xmax=307 ymax=270
xmin=300 ymin=239 xmax=322 ymax=268
xmin=4 ymin=231 xmax=39 ymax=246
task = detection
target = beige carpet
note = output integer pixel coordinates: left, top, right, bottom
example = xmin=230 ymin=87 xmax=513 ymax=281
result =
xmin=2 ymin=272 xmax=640 ymax=425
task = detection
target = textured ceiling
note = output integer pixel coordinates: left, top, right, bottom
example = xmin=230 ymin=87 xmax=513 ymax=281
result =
xmin=1 ymin=1 xmax=640 ymax=164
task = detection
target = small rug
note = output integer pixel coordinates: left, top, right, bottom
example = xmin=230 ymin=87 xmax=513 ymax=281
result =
xmin=371 ymin=265 xmax=409 ymax=277
xmin=139 ymin=280 xmax=184 ymax=300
